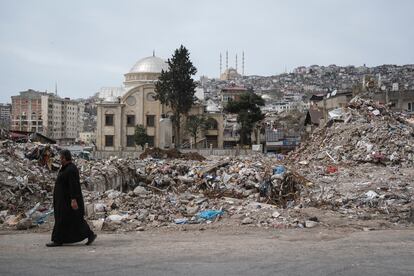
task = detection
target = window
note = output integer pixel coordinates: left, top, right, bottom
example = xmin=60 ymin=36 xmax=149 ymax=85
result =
xmin=126 ymin=96 xmax=136 ymax=106
xmin=146 ymin=115 xmax=155 ymax=127
xmin=105 ymin=114 xmax=114 ymax=126
xmin=147 ymin=136 xmax=154 ymax=147
xmin=206 ymin=118 xmax=218 ymax=130
xmin=408 ymin=102 xmax=414 ymax=111
xmin=223 ymin=95 xmax=234 ymax=102
xmin=126 ymin=135 xmax=135 ymax=147
xmin=105 ymin=135 xmax=114 ymax=147
xmin=126 ymin=115 xmax=135 ymax=126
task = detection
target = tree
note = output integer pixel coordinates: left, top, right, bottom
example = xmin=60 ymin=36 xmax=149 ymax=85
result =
xmin=134 ymin=124 xmax=149 ymax=149
xmin=225 ymin=92 xmax=265 ymax=145
xmin=155 ymin=45 xmax=197 ymax=148
xmin=185 ymin=115 xmax=207 ymax=148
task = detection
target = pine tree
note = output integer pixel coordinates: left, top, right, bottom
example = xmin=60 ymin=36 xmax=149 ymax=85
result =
xmin=155 ymin=45 xmax=197 ymax=148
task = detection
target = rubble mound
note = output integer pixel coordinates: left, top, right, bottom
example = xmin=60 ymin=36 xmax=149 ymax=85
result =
xmin=0 ymin=142 xmax=58 ymax=213
xmin=289 ymin=97 xmax=414 ymax=167
xmin=139 ymin=147 xmax=205 ymax=161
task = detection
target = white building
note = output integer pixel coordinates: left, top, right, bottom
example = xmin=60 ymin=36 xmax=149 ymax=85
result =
xmin=0 ymin=103 xmax=11 ymax=129
xmin=41 ymin=94 xmax=85 ymax=144
xmin=79 ymin=131 xmax=96 ymax=145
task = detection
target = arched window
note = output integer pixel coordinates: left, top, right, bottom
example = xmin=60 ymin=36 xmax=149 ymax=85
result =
xmin=206 ymin=118 xmax=218 ymax=130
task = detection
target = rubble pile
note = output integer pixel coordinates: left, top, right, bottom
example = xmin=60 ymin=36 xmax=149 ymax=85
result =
xmin=290 ymin=97 xmax=414 ymax=167
xmin=1 ymin=103 xmax=413 ymax=233
xmin=139 ymin=148 xmax=205 ymax=161
xmin=1 ymin=141 xmax=314 ymax=230
xmin=77 ymin=157 xmax=145 ymax=192
xmin=80 ymin=156 xmax=312 ymax=231
xmin=0 ymin=142 xmax=57 ymax=213
xmin=285 ymin=97 xmax=414 ymax=224
xmin=79 ymin=156 xmax=311 ymax=231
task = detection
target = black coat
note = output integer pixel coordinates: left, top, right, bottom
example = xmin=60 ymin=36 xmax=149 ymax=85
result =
xmin=52 ymin=162 xmax=93 ymax=243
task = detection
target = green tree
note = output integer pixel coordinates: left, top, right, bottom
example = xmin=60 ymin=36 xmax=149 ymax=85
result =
xmin=185 ymin=115 xmax=207 ymax=148
xmin=155 ymin=45 xmax=197 ymax=148
xmin=134 ymin=124 xmax=149 ymax=149
xmin=225 ymin=92 xmax=265 ymax=145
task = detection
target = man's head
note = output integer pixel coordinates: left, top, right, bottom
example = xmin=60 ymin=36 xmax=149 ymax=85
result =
xmin=59 ymin=149 xmax=72 ymax=166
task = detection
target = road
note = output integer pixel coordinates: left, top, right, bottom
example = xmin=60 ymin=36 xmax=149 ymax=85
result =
xmin=0 ymin=228 xmax=413 ymax=276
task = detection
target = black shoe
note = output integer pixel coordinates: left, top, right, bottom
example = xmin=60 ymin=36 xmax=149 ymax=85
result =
xmin=86 ymin=234 xmax=97 ymax=246
xmin=46 ymin=242 xmax=62 ymax=247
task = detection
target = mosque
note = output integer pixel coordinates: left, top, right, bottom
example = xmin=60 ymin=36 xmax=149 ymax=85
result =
xmin=95 ymin=54 xmax=223 ymax=153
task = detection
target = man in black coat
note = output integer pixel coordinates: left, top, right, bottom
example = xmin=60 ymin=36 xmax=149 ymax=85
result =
xmin=46 ymin=149 xmax=97 ymax=247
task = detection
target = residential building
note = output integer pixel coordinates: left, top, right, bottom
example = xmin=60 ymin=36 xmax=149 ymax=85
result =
xmin=0 ymin=103 xmax=11 ymax=129
xmin=11 ymin=89 xmax=84 ymax=144
xmin=220 ymin=85 xmax=248 ymax=108
xmin=11 ymin=90 xmax=45 ymax=133
xmin=79 ymin=131 xmax=96 ymax=145
xmin=372 ymin=90 xmax=414 ymax=112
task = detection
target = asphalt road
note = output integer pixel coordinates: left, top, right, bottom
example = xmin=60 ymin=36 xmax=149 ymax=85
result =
xmin=0 ymin=228 xmax=413 ymax=276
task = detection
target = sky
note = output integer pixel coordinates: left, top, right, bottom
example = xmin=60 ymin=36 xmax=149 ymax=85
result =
xmin=0 ymin=0 xmax=413 ymax=102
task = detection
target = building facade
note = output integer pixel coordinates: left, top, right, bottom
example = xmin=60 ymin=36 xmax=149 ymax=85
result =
xmin=11 ymin=89 xmax=84 ymax=144
xmin=79 ymin=131 xmax=96 ymax=145
xmin=97 ymin=55 xmax=172 ymax=151
xmin=11 ymin=90 xmax=45 ymax=133
xmin=220 ymin=85 xmax=248 ymax=108
xmin=0 ymin=103 xmax=11 ymax=129
xmin=96 ymin=55 xmax=223 ymax=151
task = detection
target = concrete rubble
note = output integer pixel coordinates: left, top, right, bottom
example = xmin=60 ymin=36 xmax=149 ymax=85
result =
xmin=287 ymin=96 xmax=414 ymax=224
xmin=290 ymin=96 xmax=414 ymax=167
xmin=0 ymin=97 xmax=413 ymax=232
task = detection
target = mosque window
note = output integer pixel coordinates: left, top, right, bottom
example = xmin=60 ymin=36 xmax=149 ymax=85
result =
xmin=146 ymin=115 xmax=155 ymax=127
xmin=105 ymin=114 xmax=114 ymax=126
xmin=105 ymin=135 xmax=114 ymax=147
xmin=126 ymin=96 xmax=136 ymax=106
xmin=126 ymin=115 xmax=135 ymax=126
xmin=126 ymin=135 xmax=135 ymax=147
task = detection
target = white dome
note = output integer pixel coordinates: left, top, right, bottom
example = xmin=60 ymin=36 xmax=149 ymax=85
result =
xmin=129 ymin=56 xmax=168 ymax=73
xmin=104 ymin=95 xmax=119 ymax=102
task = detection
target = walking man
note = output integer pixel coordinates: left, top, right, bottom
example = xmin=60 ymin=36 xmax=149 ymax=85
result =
xmin=46 ymin=149 xmax=97 ymax=247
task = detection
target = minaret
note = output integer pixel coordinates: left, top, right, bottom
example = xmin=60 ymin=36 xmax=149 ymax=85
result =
xmin=55 ymin=82 xmax=58 ymax=96
xmin=242 ymin=51 xmax=245 ymax=76
xmin=235 ymin=54 xmax=238 ymax=72
xmin=153 ymin=50 xmax=155 ymax=57
xmin=220 ymin=53 xmax=222 ymax=76
xmin=226 ymin=50 xmax=228 ymax=70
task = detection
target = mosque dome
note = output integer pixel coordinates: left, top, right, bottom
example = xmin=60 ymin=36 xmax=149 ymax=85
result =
xmin=103 ymin=95 xmax=119 ymax=103
xmin=129 ymin=55 xmax=168 ymax=73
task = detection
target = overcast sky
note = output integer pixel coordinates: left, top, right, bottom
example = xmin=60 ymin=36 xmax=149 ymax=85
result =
xmin=1 ymin=0 xmax=413 ymax=102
